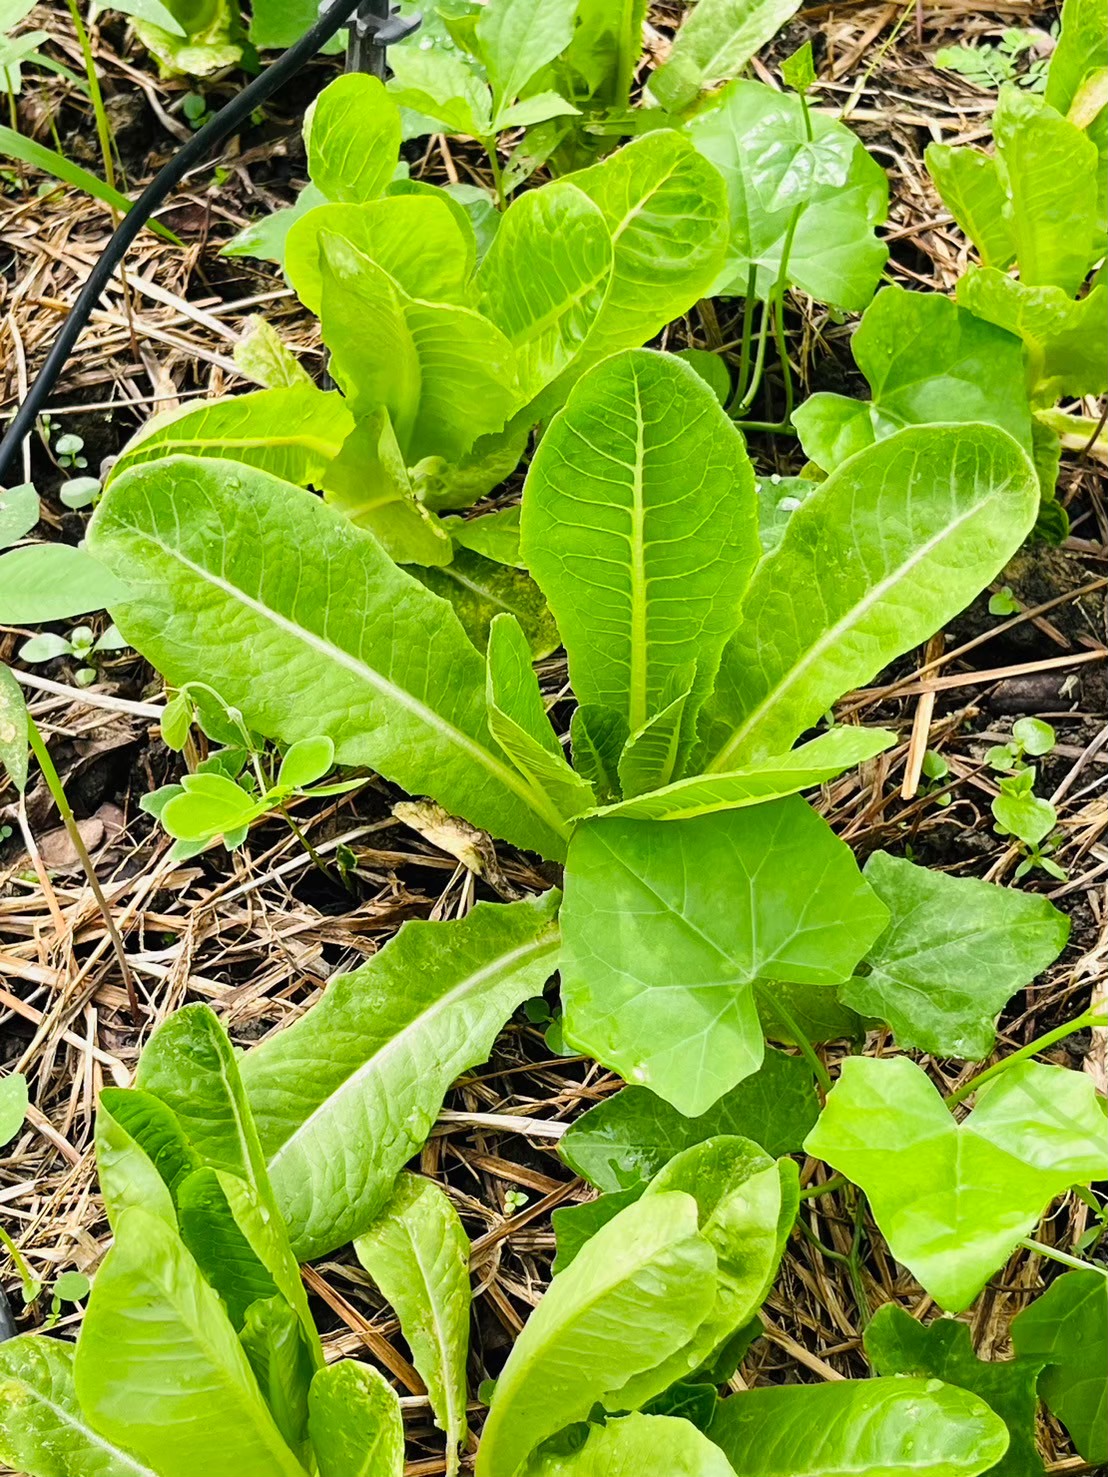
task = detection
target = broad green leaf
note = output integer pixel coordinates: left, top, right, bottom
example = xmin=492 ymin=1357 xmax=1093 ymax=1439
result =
xmin=522 ymin=349 xmax=758 ymax=760
xmin=0 ymin=663 xmax=29 ymax=794
xmin=0 ymin=1070 xmax=28 ymax=1145
xmin=689 ymin=80 xmax=888 ymax=309
xmin=416 ymin=546 xmax=559 ymax=659
xmin=106 ymin=388 xmax=354 ymax=490
xmin=239 ymin=1296 xmax=313 ymax=1464
xmin=1012 ymin=1270 xmax=1108 ymax=1464
xmin=159 ymin=771 xmax=265 ymax=845
xmin=285 ymin=196 xmax=476 ymax=316
xmin=494 ymin=91 xmax=580 ymax=130
xmin=476 ymin=0 xmax=577 ymax=118
xmin=475 ymin=1192 xmax=717 ymax=1477
xmin=793 ymin=286 xmax=1033 ymax=474
xmin=478 ymin=181 xmax=613 ymax=402
xmin=517 ymin=1413 xmax=737 ymax=1477
xmin=387 ymin=46 xmax=493 ymax=139
xmin=278 ymin=735 xmax=334 ymax=790
xmin=307 ymin=74 xmax=400 ymax=204
xmin=0 ymin=481 xmax=38 ymax=548
xmin=700 ymin=425 xmax=1039 ymax=771
xmin=74 ymin=1208 xmax=309 ymax=1477
xmin=560 ymin=1046 xmax=819 ymax=1191
xmin=0 ymin=1334 xmax=156 ymax=1477
xmin=95 ymin=1086 xmax=201 ymax=1228
xmin=617 ymin=676 xmax=693 ymax=798
xmin=805 ymin=1057 xmax=1108 ymax=1310
xmin=570 ymin=703 xmax=626 ymax=803
xmin=675 ymin=347 xmax=732 ymax=406
xmin=544 ymin=133 xmax=729 ymax=402
xmin=415 ymin=421 xmax=529 ymax=514
xmin=385 ymin=178 xmax=486 ymax=273
xmin=559 ymin=0 xmax=647 ymax=111
xmin=865 ymin=1304 xmax=1044 ymax=1477
xmin=0 ymin=544 xmax=129 ymax=623
xmin=486 ymin=614 xmax=595 ymax=821
xmin=841 ymin=852 xmax=1070 ymax=1058
xmin=650 ymin=0 xmax=804 ymax=112
xmin=618 ymin=1137 xmax=797 ymax=1407
xmin=925 ymin=145 xmax=1016 ymax=271
xmin=560 ymin=798 xmax=889 ymax=1115
xmin=956 ymin=269 xmax=1108 ymax=402
xmin=134 ymin=1006 xmax=320 ymax=1357
xmin=551 ymin=1187 xmax=643 ymax=1272
xmin=708 ymin=1377 xmax=1009 ymax=1476
xmin=221 ymin=183 xmax=327 ymax=266
xmin=320 ymin=410 xmax=454 ymax=568
xmin=447 ymin=505 xmax=523 ymax=567
xmin=128 ymin=0 xmax=241 ymax=76
xmin=758 ymin=979 xmax=862 ymax=1047
xmin=308 ymin=1362 xmax=403 ymax=1477
xmin=1046 ymin=0 xmax=1108 ymax=230
xmin=588 ymin=726 xmax=895 ymax=821
xmin=991 ymin=86 xmax=1099 ymax=295
xmin=0 ymin=125 xmax=179 ymax=243
xmin=318 ymin=232 xmax=519 ymax=465
xmin=354 ymin=1174 xmax=469 ymax=1476
xmin=87 ymin=459 xmax=569 ymax=858
xmin=241 ymin=892 xmax=561 ymax=1259
xmin=176 ymin=1169 xmax=282 ymax=1328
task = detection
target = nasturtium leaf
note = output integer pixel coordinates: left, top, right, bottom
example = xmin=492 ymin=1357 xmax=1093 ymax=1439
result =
xmin=793 ymin=286 xmax=1034 ymax=474
xmin=0 ymin=1070 xmax=28 ymax=1147
xmin=925 ymin=145 xmax=1016 ymax=271
xmin=317 ymin=232 xmax=520 ymax=465
xmin=956 ymin=269 xmax=1108 ymax=402
xmin=689 ymin=79 xmax=889 ymax=309
xmin=517 ymin=1413 xmax=737 ymax=1477
xmin=0 ymin=664 xmax=28 ymax=795
xmin=560 ymin=1047 xmax=819 ymax=1191
xmin=106 ymin=388 xmax=355 ymax=491
xmin=522 ymin=349 xmax=758 ymax=765
xmin=649 ymin=0 xmax=804 ymax=112
xmin=0 ymin=544 xmax=130 ymax=623
xmin=991 ymin=86 xmax=1100 ymax=295
xmin=354 ymin=1175 xmax=469 ymax=1476
xmin=446 ymin=505 xmax=523 ymax=567
xmin=707 ymin=1377 xmax=1009 ymax=1476
xmin=551 ymin=1187 xmax=643 ymax=1273
xmin=0 ymin=481 xmax=38 ymax=548
xmin=239 ymin=1296 xmax=314 ymax=1463
xmin=476 ymin=0 xmax=577 ymax=120
xmin=674 ymin=347 xmax=732 ymax=406
xmin=95 ymin=1086 xmax=200 ymax=1228
xmin=560 ymin=799 xmax=888 ymax=1116
xmin=618 ymin=1137 xmax=797 ymax=1408
xmin=416 ymin=546 xmax=559 ymax=659
xmin=758 ymin=978 xmax=863 ymax=1047
xmin=387 ymin=45 xmax=493 ymax=139
xmin=307 ymin=74 xmax=400 ymax=205
xmin=308 ymin=1359 xmax=404 ymax=1477
xmin=486 ymin=614 xmax=595 ymax=822
xmin=242 ymin=892 xmax=560 ymax=1259
xmin=1012 ymin=1270 xmax=1108 ymax=1464
xmin=74 ymin=1208 xmax=308 ymax=1477
xmin=588 ymin=726 xmax=896 ymax=822
xmin=841 ymin=852 xmax=1069 ymax=1058
xmin=865 ymin=1304 xmax=1044 ymax=1477
xmin=478 ymin=181 xmax=613 ymax=402
xmin=805 ymin=1057 xmax=1108 ymax=1311
xmin=286 ymin=196 xmax=476 ymax=317
xmin=475 ymin=1192 xmax=717 ymax=1477
xmin=700 ymin=425 xmax=1040 ymax=771
xmin=545 ymin=132 xmax=729 ymax=401
xmin=0 ymin=1334 xmax=157 ymax=1477
xmin=88 ymin=459 xmax=568 ymax=858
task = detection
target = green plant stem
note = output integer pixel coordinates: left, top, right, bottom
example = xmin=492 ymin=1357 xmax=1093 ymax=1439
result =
xmin=26 ymin=714 xmax=141 ymax=1023
xmin=0 ymin=1223 xmax=39 ymax=1302
xmin=733 ymin=264 xmax=759 ymax=408
xmin=1019 ymin=1237 xmax=1108 ymax=1277
xmin=799 ymin=1172 xmax=847 ymax=1200
xmin=483 ymin=137 xmax=506 ymax=209
xmin=63 ymin=0 xmax=118 ymax=211
xmin=757 ymin=988 xmax=833 ymax=1094
xmin=279 ymin=803 xmax=347 ymax=892
xmin=771 ymin=292 xmax=795 ymax=425
xmin=730 ymin=299 xmax=773 ymax=417
xmin=945 ymin=1007 xmax=1107 ymax=1107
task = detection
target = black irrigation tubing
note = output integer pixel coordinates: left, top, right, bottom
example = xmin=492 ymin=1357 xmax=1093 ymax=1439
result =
xmin=0 ymin=0 xmax=404 ymax=486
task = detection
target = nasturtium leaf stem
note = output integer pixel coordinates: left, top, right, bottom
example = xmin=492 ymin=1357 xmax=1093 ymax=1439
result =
xmin=26 ymin=713 xmax=141 ymax=1023
xmin=756 ymin=986 xmax=833 ymax=1094
xmin=1019 ymin=1237 xmax=1108 ymax=1277
xmin=944 ymin=1007 xmax=1108 ymax=1108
